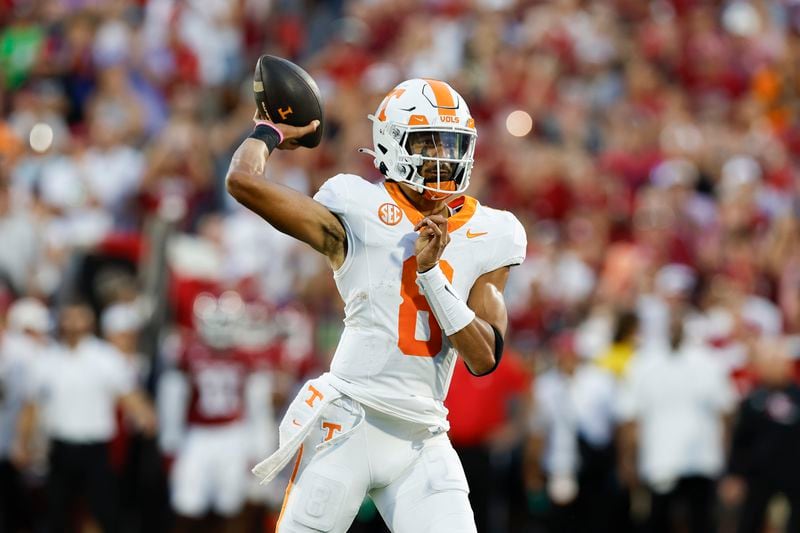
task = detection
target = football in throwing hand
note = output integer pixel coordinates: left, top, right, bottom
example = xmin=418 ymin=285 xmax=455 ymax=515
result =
xmin=253 ymin=55 xmax=325 ymax=148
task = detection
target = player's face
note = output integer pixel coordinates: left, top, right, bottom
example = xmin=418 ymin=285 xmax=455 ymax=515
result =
xmin=60 ymin=304 xmax=94 ymax=341
xmin=406 ymin=131 xmax=470 ymax=182
xmin=108 ymin=331 xmax=138 ymax=353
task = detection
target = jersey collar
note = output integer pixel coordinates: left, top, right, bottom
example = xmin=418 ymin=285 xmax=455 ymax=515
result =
xmin=383 ymin=181 xmax=477 ymax=233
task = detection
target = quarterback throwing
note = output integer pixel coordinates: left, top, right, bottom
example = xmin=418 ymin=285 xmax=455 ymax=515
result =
xmin=226 ymin=78 xmax=526 ymax=532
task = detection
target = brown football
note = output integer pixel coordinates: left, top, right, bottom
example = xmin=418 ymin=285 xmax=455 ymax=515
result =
xmin=253 ymin=55 xmax=324 ymax=148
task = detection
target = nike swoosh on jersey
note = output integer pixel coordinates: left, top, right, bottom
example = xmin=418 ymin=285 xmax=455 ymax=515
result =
xmin=466 ymin=229 xmax=488 ymax=238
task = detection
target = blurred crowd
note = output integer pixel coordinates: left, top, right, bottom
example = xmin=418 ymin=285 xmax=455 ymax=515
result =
xmin=1 ymin=0 xmax=800 ymax=532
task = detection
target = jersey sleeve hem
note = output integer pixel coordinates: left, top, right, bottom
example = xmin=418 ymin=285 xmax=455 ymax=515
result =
xmin=313 ymin=174 xmax=357 ymax=276
xmin=481 ymin=255 xmax=525 ymax=275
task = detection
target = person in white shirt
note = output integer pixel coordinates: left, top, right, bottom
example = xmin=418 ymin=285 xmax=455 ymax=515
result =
xmin=13 ymin=300 xmax=156 ymax=533
xmin=617 ymin=313 xmax=736 ymax=533
xmin=1 ymin=298 xmax=51 ymax=532
xmin=101 ymin=301 xmax=150 ymax=387
xmin=100 ymin=301 xmax=168 ymax=532
xmin=526 ymin=332 xmax=622 ymax=533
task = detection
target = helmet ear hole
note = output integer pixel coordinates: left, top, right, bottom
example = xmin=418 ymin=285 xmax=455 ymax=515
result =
xmin=378 ymin=162 xmax=389 ymax=176
xmin=377 ymin=144 xmax=388 ymax=155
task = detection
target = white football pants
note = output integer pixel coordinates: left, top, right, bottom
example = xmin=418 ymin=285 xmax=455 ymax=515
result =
xmin=171 ymin=423 xmax=250 ymax=517
xmin=275 ymin=397 xmax=476 ymax=533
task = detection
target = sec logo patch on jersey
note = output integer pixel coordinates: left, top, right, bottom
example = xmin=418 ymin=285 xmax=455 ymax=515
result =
xmin=378 ymin=203 xmax=403 ymax=226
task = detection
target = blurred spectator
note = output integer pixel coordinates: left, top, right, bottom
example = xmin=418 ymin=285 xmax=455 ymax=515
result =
xmin=0 ymin=297 xmax=50 ymax=532
xmin=13 ymin=300 xmax=156 ymax=533
xmin=140 ymin=86 xmax=215 ymax=229
xmin=637 ymin=263 xmax=698 ymax=353
xmin=526 ymin=332 xmax=624 ymax=533
xmin=0 ymin=4 xmax=45 ymax=91
xmin=721 ymin=337 xmax=800 ymax=533
xmin=762 ymin=214 xmax=800 ymax=333
xmin=101 ymin=302 xmax=169 ymax=533
xmin=102 ymin=301 xmax=148 ymax=382
xmin=158 ymin=292 xmax=276 ymax=531
xmin=445 ymin=349 xmax=532 ymax=533
xmin=79 ymin=111 xmax=146 ymax=228
xmin=509 ymin=220 xmax=596 ymax=318
xmin=617 ymin=313 xmax=736 ymax=533
xmin=596 ymin=309 xmax=639 ymax=378
xmin=0 ymin=166 xmax=39 ymax=295
xmin=86 ymin=64 xmax=146 ymax=145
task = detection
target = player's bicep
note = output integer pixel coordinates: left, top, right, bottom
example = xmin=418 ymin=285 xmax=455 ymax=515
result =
xmin=466 ymin=266 xmax=510 ymax=336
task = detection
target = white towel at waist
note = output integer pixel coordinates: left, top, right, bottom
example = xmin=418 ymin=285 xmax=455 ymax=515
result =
xmin=252 ymin=373 xmax=343 ymax=485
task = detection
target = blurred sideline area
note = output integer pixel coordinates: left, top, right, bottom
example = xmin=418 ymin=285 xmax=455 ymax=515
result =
xmin=1 ymin=0 xmax=800 ymax=532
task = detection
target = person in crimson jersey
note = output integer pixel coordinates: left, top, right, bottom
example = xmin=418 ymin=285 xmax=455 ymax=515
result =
xmin=158 ymin=291 xmax=275 ymax=532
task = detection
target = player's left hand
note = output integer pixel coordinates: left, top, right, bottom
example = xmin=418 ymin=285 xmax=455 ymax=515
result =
xmin=414 ymin=215 xmax=450 ymax=272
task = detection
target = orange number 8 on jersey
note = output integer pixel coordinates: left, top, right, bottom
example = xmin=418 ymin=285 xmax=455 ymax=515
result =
xmin=398 ymin=257 xmax=454 ymax=357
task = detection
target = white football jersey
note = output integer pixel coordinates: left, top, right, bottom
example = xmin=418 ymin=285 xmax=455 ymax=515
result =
xmin=313 ymin=174 xmax=527 ymax=428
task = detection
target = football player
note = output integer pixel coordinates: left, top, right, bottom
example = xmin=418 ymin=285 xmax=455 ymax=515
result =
xmin=159 ymin=292 xmax=275 ymax=531
xmin=226 ymin=78 xmax=526 ymax=532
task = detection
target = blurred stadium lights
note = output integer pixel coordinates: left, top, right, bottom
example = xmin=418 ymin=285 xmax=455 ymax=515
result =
xmin=505 ymin=110 xmax=533 ymax=137
xmin=29 ymin=122 xmax=53 ymax=153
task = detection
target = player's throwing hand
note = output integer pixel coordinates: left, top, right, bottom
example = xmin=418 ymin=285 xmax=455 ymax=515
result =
xmin=252 ymin=111 xmax=319 ymax=151
xmin=414 ymin=214 xmax=450 ymax=272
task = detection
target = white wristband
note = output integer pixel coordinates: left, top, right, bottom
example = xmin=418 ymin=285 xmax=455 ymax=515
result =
xmin=416 ymin=263 xmax=475 ymax=336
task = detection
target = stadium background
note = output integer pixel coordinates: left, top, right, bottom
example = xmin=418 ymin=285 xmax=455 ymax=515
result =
xmin=1 ymin=0 xmax=800 ymax=532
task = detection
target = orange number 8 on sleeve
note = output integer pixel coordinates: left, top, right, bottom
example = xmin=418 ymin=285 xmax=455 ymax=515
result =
xmin=397 ymin=257 xmax=454 ymax=357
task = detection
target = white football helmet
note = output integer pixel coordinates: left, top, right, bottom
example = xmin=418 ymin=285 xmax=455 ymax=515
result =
xmin=193 ymin=291 xmax=244 ymax=350
xmin=360 ymin=79 xmax=477 ymax=200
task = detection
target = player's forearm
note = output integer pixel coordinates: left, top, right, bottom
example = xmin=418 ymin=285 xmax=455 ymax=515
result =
xmin=617 ymin=421 xmax=639 ymax=486
xmin=524 ymin=434 xmax=546 ymax=491
xmin=225 ymin=138 xmax=271 ymax=203
xmin=16 ymin=402 xmax=38 ymax=450
xmin=449 ymin=317 xmax=497 ymax=375
xmin=120 ymin=390 xmax=158 ymax=435
xmin=416 ymin=264 xmax=507 ymax=375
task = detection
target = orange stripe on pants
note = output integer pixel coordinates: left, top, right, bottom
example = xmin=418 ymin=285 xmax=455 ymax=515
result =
xmin=275 ymin=444 xmax=304 ymax=531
